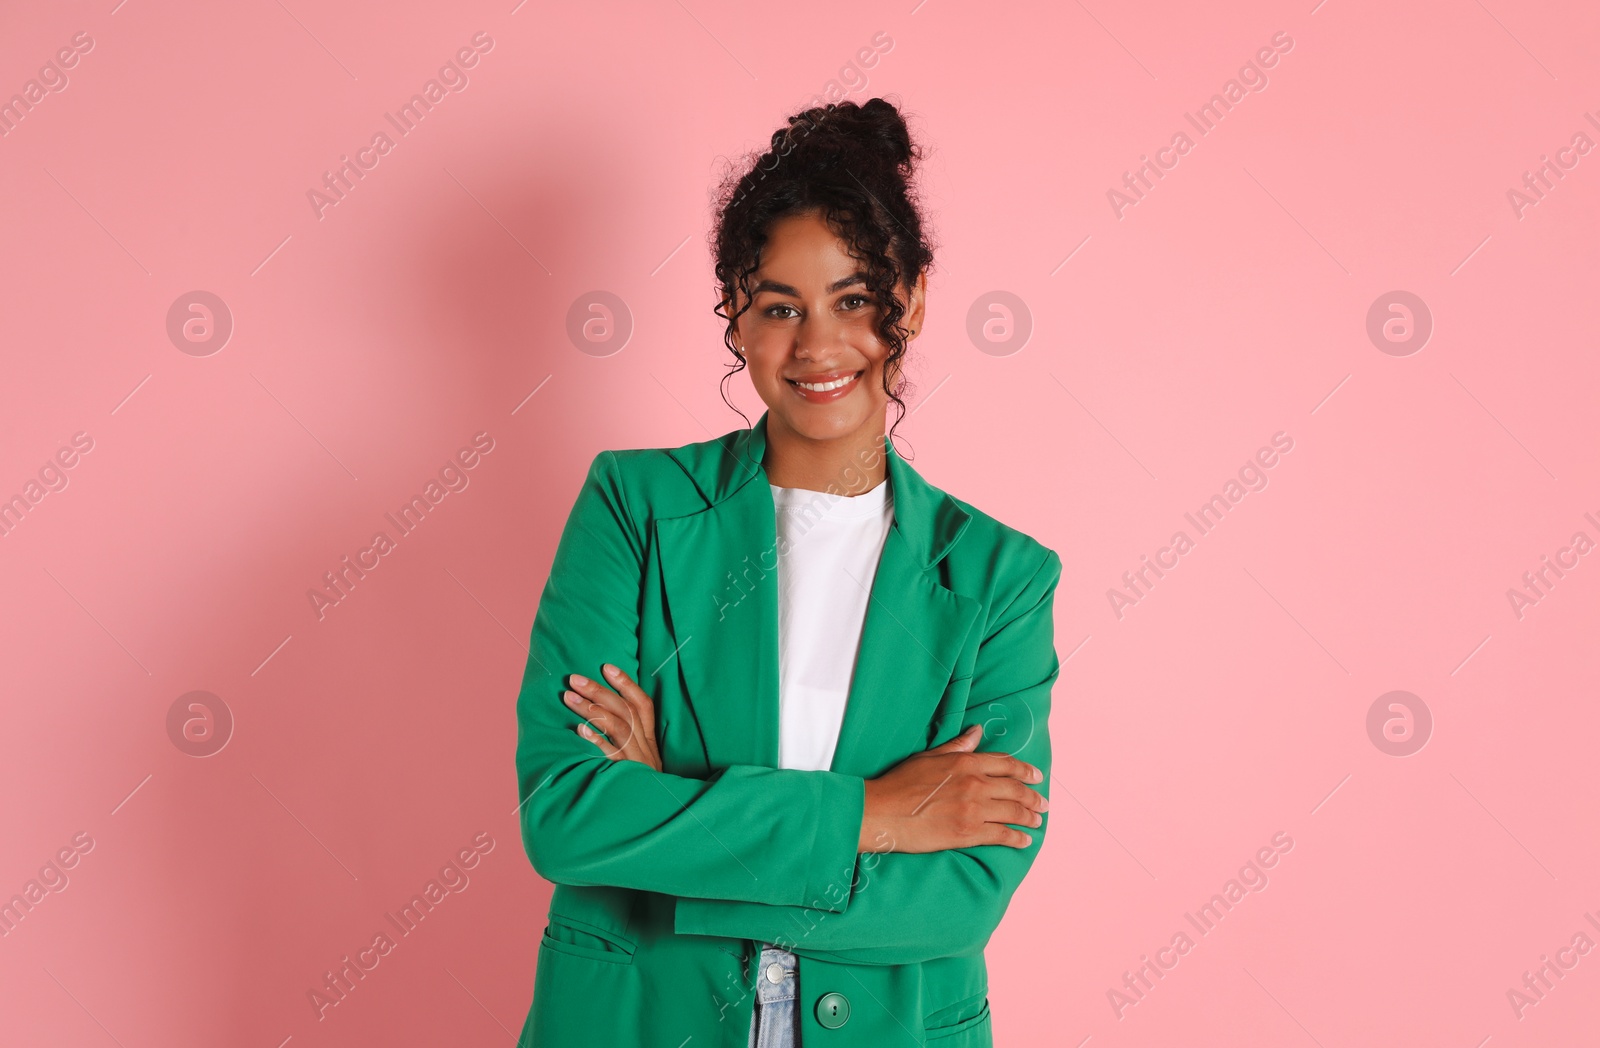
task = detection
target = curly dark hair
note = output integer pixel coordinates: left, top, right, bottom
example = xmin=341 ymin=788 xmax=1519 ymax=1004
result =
xmin=709 ymin=96 xmax=937 ymax=446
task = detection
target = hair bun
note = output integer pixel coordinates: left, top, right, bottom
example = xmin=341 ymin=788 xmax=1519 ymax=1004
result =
xmin=777 ymin=97 xmax=915 ymax=173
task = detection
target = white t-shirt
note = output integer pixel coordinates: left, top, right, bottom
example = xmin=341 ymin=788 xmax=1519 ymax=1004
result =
xmin=769 ymin=476 xmax=895 ymax=772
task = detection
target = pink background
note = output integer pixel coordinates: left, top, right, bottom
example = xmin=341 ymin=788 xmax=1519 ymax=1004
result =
xmin=3 ymin=0 xmax=1598 ymax=1044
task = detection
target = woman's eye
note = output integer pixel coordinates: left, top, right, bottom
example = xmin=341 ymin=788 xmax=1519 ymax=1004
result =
xmin=761 ymin=296 xmax=871 ymax=319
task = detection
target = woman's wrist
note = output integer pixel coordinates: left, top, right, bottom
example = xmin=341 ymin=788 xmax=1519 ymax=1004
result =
xmin=857 ymin=777 xmax=885 ymax=852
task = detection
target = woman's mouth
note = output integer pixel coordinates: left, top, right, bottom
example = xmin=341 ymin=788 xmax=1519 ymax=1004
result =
xmin=786 ymin=369 xmax=863 ymax=404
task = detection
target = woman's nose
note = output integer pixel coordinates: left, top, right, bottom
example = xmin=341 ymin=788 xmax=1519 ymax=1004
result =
xmin=791 ymin=314 xmax=846 ymax=360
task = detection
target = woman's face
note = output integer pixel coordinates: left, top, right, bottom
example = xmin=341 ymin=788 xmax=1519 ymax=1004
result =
xmin=730 ymin=209 xmax=924 ymax=446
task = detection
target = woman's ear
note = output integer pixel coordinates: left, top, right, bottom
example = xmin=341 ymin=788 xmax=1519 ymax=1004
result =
xmin=719 ymin=294 xmax=742 ymax=353
xmin=901 ymin=271 xmax=927 ymax=341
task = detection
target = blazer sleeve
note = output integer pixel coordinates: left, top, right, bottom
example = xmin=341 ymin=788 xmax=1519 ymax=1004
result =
xmin=671 ymin=549 xmax=1062 ymax=965
xmin=515 ymin=450 xmax=866 ymax=910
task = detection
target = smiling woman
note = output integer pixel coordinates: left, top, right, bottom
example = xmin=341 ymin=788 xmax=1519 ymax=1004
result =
xmin=710 ymin=100 xmax=935 ymax=475
xmin=514 ymin=97 xmax=1062 ymax=1048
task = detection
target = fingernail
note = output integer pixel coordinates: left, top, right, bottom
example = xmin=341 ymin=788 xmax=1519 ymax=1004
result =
xmin=1039 ymin=796 xmax=1049 ymax=811
xmin=570 ymin=674 xmax=589 ymax=686
xmin=603 ymin=664 xmax=620 ymax=679
xmin=563 ymin=691 xmax=579 ymax=705
xmin=1031 ymin=766 xmax=1044 ymax=783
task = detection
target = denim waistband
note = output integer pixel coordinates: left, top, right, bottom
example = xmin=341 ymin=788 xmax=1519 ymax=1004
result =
xmin=753 ymin=943 xmax=797 ymax=1005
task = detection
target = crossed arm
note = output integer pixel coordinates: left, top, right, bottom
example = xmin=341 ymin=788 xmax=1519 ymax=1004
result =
xmin=515 ymin=451 xmax=1062 ymax=965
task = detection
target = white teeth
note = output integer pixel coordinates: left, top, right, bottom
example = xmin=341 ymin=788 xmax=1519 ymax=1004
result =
xmin=794 ymin=373 xmax=857 ymax=392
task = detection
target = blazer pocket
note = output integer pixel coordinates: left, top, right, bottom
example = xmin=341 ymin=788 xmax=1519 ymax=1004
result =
xmin=540 ymin=912 xmax=637 ymax=966
xmin=924 ymin=992 xmax=991 ymax=1041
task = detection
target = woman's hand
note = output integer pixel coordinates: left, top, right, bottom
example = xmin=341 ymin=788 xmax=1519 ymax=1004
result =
xmin=563 ymin=663 xmax=663 ymax=772
xmin=859 ymin=724 xmax=1047 ymax=854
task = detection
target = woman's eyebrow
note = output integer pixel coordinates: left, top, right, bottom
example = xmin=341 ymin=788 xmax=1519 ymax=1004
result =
xmin=751 ymin=272 xmax=868 ymax=296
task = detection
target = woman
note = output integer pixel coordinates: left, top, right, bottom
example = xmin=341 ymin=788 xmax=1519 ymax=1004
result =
xmin=515 ymin=97 xmax=1062 ymax=1048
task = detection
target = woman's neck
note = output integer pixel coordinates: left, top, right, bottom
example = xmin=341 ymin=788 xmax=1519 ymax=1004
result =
xmin=762 ymin=418 xmax=887 ymax=495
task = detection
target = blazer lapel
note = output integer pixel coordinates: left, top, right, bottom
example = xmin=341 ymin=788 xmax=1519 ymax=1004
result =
xmin=655 ymin=412 xmax=984 ymax=780
xmin=656 ymin=469 xmax=782 ymax=770
xmin=826 ymin=517 xmax=981 ymax=777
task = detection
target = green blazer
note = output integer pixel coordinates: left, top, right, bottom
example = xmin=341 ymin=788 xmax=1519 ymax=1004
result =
xmin=514 ymin=411 xmax=1062 ymax=1047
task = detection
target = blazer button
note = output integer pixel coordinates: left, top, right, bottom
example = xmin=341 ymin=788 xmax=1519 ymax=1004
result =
xmin=815 ymin=991 xmax=850 ymax=1029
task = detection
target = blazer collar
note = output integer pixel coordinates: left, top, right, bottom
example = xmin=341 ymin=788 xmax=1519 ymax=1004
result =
xmin=665 ymin=410 xmax=972 ymax=569
xmin=654 ymin=411 xmax=984 ymax=779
